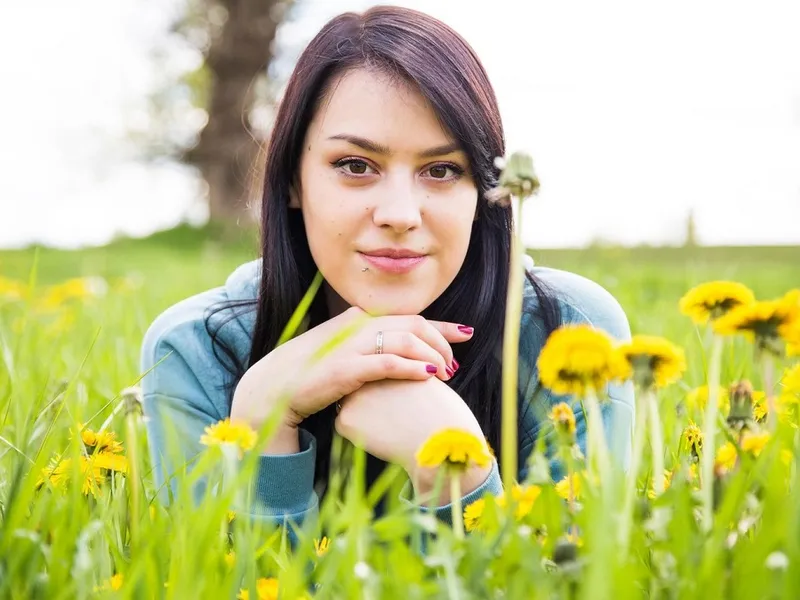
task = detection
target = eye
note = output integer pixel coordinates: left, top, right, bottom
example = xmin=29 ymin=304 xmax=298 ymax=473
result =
xmin=333 ymin=158 xmax=375 ymax=177
xmin=424 ymin=163 xmax=464 ymax=181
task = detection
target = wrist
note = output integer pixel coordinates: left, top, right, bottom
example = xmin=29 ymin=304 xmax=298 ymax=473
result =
xmin=410 ymin=463 xmax=493 ymax=506
xmin=262 ymin=421 xmax=300 ymax=455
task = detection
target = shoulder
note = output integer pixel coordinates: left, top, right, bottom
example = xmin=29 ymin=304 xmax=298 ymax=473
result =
xmin=139 ymin=260 xmax=260 ymax=411
xmin=529 ymin=266 xmax=631 ymax=341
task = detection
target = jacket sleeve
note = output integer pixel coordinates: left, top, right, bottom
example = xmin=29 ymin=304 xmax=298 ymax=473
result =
xmin=140 ymin=296 xmax=319 ymax=536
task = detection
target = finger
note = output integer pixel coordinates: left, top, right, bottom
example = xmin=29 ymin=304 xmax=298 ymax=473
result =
xmin=425 ymin=319 xmax=475 ymax=343
xmin=371 ymin=331 xmax=451 ymax=379
xmin=379 ymin=315 xmax=456 ymax=370
xmin=350 ymin=354 xmax=440 ymax=386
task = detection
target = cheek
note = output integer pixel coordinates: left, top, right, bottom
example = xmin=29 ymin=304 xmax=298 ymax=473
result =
xmin=430 ymin=193 xmax=477 ymax=258
xmin=299 ymin=176 xmax=355 ymax=265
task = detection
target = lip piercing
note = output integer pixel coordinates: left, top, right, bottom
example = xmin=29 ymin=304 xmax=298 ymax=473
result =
xmin=361 ymin=267 xmax=369 ymax=272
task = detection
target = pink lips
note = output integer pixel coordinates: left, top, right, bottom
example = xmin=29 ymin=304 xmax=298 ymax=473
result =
xmin=359 ymin=249 xmax=427 ymax=274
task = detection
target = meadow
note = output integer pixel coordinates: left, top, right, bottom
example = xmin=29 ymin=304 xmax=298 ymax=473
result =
xmin=1 ymin=224 xmax=799 ymax=599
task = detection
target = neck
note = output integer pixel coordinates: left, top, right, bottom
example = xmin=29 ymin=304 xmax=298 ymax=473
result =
xmin=323 ymin=282 xmax=350 ymax=319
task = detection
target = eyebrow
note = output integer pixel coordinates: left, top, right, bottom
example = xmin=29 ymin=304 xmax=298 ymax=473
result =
xmin=326 ymin=134 xmax=462 ymax=158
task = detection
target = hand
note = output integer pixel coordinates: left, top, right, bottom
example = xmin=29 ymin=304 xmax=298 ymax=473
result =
xmin=231 ymin=307 xmax=474 ymax=452
xmin=334 ymin=377 xmax=493 ymax=502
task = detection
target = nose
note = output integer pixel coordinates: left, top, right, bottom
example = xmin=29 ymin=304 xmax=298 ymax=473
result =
xmin=371 ymin=176 xmax=422 ymax=233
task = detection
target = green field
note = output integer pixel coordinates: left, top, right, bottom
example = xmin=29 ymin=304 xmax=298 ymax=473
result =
xmin=1 ymin=226 xmax=799 ymax=598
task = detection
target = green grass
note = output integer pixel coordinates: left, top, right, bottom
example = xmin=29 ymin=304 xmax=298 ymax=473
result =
xmin=1 ymin=225 xmax=799 ymax=598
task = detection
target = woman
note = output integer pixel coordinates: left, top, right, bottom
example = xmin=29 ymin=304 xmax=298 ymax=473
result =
xmin=140 ymin=6 xmax=633 ymax=531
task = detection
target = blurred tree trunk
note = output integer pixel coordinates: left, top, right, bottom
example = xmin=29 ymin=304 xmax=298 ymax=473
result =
xmin=184 ymin=0 xmax=292 ymax=223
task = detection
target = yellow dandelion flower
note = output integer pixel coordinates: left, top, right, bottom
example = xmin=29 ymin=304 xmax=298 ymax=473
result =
xmin=109 ymin=574 xmax=123 ymax=591
xmin=537 ymin=325 xmax=626 ymax=397
xmin=548 ymin=402 xmax=577 ymax=436
xmin=679 ymin=281 xmax=756 ymax=324
xmin=38 ymin=276 xmax=107 ymax=310
xmin=686 ymin=385 xmax=730 ymax=414
xmin=90 ymin=452 xmax=128 ymax=473
xmin=415 ymin=428 xmax=492 ymax=470
xmin=37 ymin=451 xmax=125 ymax=498
xmin=753 ymin=397 xmax=768 ymax=422
xmin=741 ymin=432 xmax=770 ymax=457
xmin=781 ymin=364 xmax=800 ymax=396
xmin=617 ymin=335 xmax=687 ymax=389
xmin=462 ymin=484 xmax=541 ymax=532
xmin=37 ymin=456 xmax=104 ymax=496
xmin=715 ymin=442 xmax=738 ymax=475
xmin=200 ymin=418 xmax=257 ymax=457
xmin=500 ymin=484 xmax=542 ymax=519
xmin=713 ymin=290 xmax=800 ymax=352
xmin=76 ymin=424 xmax=124 ymax=454
xmin=0 ymin=276 xmax=27 ymax=301
xmin=682 ymin=422 xmax=703 ymax=454
xmin=94 ymin=573 xmax=123 ymax=592
xmin=554 ymin=473 xmax=583 ymax=501
xmin=237 ymin=578 xmax=279 ymax=600
xmin=224 ymin=551 xmax=236 ymax=569
xmin=314 ymin=536 xmax=331 ymax=557
xmin=227 ymin=510 xmax=237 ymax=523
xmin=463 ymin=498 xmax=488 ymax=532
xmin=788 ymin=341 xmax=800 ymax=357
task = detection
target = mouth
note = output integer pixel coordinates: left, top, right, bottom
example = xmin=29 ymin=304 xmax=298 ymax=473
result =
xmin=358 ymin=249 xmax=428 ymax=274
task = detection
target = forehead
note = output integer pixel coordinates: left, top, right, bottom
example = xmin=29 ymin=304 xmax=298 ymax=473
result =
xmin=308 ymin=68 xmax=456 ymax=148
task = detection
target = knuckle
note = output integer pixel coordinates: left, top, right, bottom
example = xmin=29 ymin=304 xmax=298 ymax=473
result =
xmin=410 ymin=314 xmax=427 ymax=334
xmin=400 ymin=331 xmax=416 ymax=354
xmin=381 ymin=354 xmax=398 ymax=373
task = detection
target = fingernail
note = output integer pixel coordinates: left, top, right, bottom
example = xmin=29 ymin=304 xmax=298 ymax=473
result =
xmin=445 ymin=366 xmax=455 ymax=377
xmin=451 ymin=358 xmax=460 ymax=371
xmin=426 ymin=364 xmax=438 ymax=374
xmin=457 ymin=325 xmax=474 ymax=335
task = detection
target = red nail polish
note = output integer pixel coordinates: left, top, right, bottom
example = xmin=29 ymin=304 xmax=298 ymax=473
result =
xmin=458 ymin=325 xmax=474 ymax=335
xmin=426 ymin=364 xmax=438 ymax=374
xmin=451 ymin=358 xmax=460 ymax=371
xmin=445 ymin=366 xmax=454 ymax=377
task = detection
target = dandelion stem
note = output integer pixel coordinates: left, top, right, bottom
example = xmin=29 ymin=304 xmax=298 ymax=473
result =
xmin=124 ymin=409 xmax=140 ymax=549
xmin=701 ymin=335 xmax=724 ymax=533
xmin=560 ymin=443 xmax=578 ymax=537
xmin=618 ymin=386 xmax=649 ymax=553
xmin=500 ymin=195 xmax=525 ymax=488
xmin=761 ymin=351 xmax=777 ymax=431
xmin=647 ymin=389 xmax=665 ymax=495
xmin=450 ymin=473 xmax=464 ymax=540
xmin=583 ymin=388 xmax=611 ymax=487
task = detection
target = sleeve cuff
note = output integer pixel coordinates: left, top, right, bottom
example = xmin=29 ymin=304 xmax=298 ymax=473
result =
xmin=399 ymin=460 xmax=503 ymax=526
xmin=249 ymin=428 xmax=318 ymax=516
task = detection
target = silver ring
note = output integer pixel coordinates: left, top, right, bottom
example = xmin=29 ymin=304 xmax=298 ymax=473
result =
xmin=375 ymin=330 xmax=384 ymax=354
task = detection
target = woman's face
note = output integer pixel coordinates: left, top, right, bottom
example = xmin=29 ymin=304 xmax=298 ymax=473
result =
xmin=293 ymin=68 xmax=478 ymax=316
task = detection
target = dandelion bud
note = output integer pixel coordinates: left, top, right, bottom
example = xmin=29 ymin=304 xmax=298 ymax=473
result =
xmin=121 ymin=387 xmax=143 ymax=417
xmin=548 ymin=402 xmax=577 ymax=441
xmin=727 ymin=380 xmax=755 ymax=427
xmin=485 ymin=151 xmax=540 ymax=206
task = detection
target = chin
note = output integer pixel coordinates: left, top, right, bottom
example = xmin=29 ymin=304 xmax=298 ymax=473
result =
xmin=352 ymin=291 xmax=433 ymax=317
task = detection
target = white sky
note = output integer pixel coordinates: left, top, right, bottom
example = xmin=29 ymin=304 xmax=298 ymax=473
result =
xmin=1 ymin=0 xmax=798 ymax=249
